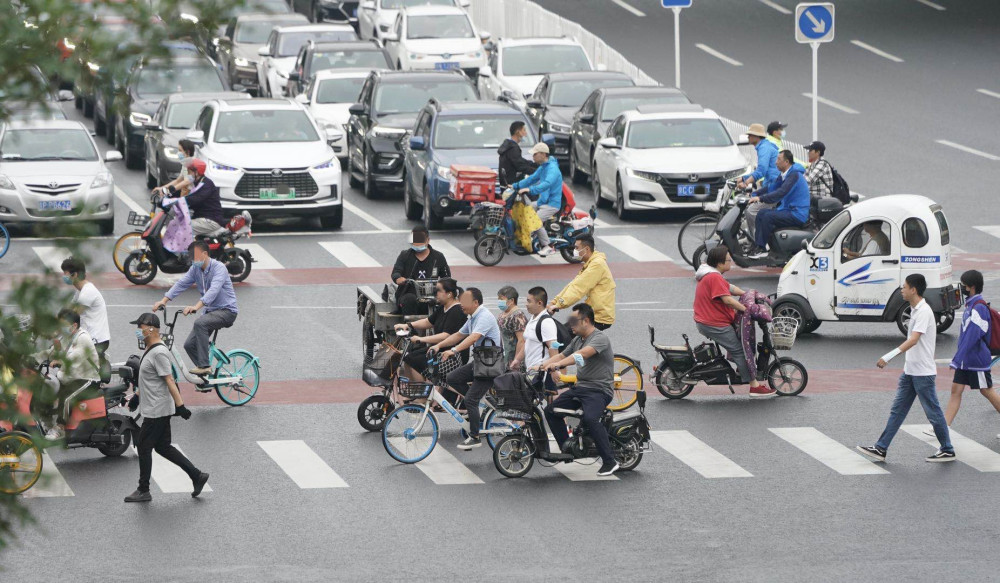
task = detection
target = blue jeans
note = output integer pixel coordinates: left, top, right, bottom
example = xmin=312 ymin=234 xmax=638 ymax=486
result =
xmin=876 ymin=374 xmax=953 ymax=452
xmin=754 ymin=208 xmax=805 ymax=249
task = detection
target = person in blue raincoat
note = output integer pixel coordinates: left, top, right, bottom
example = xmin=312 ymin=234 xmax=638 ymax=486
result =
xmin=510 ymin=143 xmax=563 ymax=257
xmin=737 ymin=123 xmax=779 ymax=191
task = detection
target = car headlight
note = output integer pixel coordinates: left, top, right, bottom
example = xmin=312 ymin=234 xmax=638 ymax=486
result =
xmin=724 ymin=168 xmax=745 ymax=181
xmin=0 ymin=175 xmax=14 ymax=190
xmin=465 ymin=51 xmax=482 ymax=59
xmin=547 ymin=121 xmax=571 ymax=133
xmin=209 ymin=159 xmax=239 ymax=171
xmin=436 ymin=166 xmax=452 ymax=180
xmin=371 ymin=126 xmax=407 ymax=139
xmin=313 ymin=158 xmax=337 ymax=170
xmin=234 ymin=57 xmax=254 ymax=67
xmin=90 ymin=171 xmax=112 ymax=189
xmin=626 ymin=168 xmax=660 ymax=182
xmin=129 ymin=112 xmax=152 ymax=126
xmin=163 ymin=146 xmax=181 ymax=161
xmin=409 ymin=53 xmax=426 ymax=61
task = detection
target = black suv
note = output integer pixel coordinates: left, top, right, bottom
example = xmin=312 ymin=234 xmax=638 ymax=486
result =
xmin=290 ymin=0 xmax=360 ymax=25
xmin=345 ymin=70 xmax=478 ymax=198
xmin=286 ymin=40 xmax=393 ymax=96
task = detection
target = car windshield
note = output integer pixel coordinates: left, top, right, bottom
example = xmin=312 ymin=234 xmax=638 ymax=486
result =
xmin=549 ymin=79 xmax=632 ymax=108
xmin=407 ymin=15 xmax=473 ymax=39
xmin=234 ymin=21 xmax=277 ymax=44
xmin=213 ymin=110 xmax=319 ymax=143
xmin=382 ymin=0 xmax=454 ymax=7
xmin=166 ymin=102 xmax=205 ymax=129
xmin=4 ymin=104 xmax=68 ymax=121
xmin=316 ymin=77 xmax=366 ymax=104
xmin=501 ymin=45 xmax=590 ymax=77
xmin=626 ymin=119 xmax=733 ymax=148
xmin=813 ymin=210 xmax=851 ymax=249
xmin=601 ymin=94 xmax=690 ymax=121
xmin=231 ymin=0 xmax=290 ymax=15
xmin=136 ymin=66 xmax=224 ymax=97
xmin=374 ymin=81 xmax=477 ymax=115
xmin=277 ymin=30 xmax=358 ymax=57
xmin=433 ymin=115 xmax=536 ymax=149
xmin=309 ymin=50 xmax=390 ymax=73
xmin=1 ymin=129 xmax=99 ymax=161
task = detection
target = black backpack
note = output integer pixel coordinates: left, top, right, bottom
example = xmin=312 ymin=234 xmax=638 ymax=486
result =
xmin=822 ymin=162 xmax=851 ymax=205
xmin=534 ymin=313 xmax=573 ymax=359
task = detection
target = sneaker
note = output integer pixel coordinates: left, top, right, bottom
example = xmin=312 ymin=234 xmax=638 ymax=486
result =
xmin=189 ymin=366 xmax=211 ymax=376
xmin=596 ymin=461 xmax=619 ymax=476
xmin=191 ymin=472 xmax=210 ymax=497
xmin=124 ymin=489 xmax=152 ymax=503
xmin=747 ymin=247 xmax=769 ymax=259
xmin=44 ymin=426 xmax=64 ymax=440
xmin=538 ymin=246 xmax=556 ymax=257
xmin=749 ymin=385 xmax=777 ymax=398
xmin=855 ymin=445 xmax=887 ymax=462
xmin=926 ymin=450 xmax=957 ymax=463
xmin=457 ymin=436 xmax=482 ymax=450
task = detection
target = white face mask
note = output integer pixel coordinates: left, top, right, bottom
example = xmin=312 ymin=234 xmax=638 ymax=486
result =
xmin=572 ymin=249 xmax=581 ymax=258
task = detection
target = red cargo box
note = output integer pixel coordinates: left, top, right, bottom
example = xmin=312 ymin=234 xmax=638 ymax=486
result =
xmin=449 ymin=165 xmax=498 ymax=202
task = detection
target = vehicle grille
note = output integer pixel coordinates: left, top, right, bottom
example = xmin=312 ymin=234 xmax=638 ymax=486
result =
xmin=234 ymin=171 xmax=319 ymax=199
xmin=25 ymin=182 xmax=81 ymax=196
xmin=654 ymin=174 xmax=726 ymax=203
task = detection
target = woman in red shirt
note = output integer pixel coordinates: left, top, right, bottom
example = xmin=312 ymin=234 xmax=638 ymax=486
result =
xmin=693 ymin=246 xmax=774 ymax=397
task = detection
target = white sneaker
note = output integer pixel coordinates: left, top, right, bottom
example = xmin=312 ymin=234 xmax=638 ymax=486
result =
xmin=45 ymin=426 xmax=64 ymax=440
xmin=538 ymin=246 xmax=556 ymax=257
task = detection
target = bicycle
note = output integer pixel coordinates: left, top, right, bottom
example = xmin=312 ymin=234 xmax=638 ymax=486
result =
xmin=0 ymin=220 xmax=10 ymax=259
xmin=0 ymin=431 xmax=43 ymax=495
xmin=150 ymin=307 xmax=260 ymax=406
xmin=676 ymin=180 xmax=749 ymax=267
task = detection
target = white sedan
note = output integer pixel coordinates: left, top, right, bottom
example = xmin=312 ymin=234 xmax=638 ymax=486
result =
xmin=357 ymin=0 xmax=469 ymax=41
xmin=477 ymin=37 xmax=594 ymax=108
xmin=383 ymin=5 xmax=488 ymax=76
xmin=295 ymin=69 xmax=372 ymax=160
xmin=257 ymin=23 xmax=358 ymax=98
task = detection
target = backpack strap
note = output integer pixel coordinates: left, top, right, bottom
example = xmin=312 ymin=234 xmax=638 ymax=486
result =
xmin=536 ymin=313 xmax=554 ymax=361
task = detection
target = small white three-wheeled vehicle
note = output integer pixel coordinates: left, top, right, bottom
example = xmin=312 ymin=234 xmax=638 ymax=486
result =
xmin=773 ymin=195 xmax=963 ymax=337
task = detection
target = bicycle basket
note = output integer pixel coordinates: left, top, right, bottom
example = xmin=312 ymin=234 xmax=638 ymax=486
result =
xmin=769 ymin=317 xmax=799 ymax=350
xmin=127 ymin=211 xmax=150 ymax=227
xmin=482 ymin=202 xmax=505 ymax=229
xmin=491 ymin=380 xmax=539 ymax=415
xmin=398 ymin=378 xmax=433 ymax=399
xmin=364 ymin=342 xmax=400 ymax=379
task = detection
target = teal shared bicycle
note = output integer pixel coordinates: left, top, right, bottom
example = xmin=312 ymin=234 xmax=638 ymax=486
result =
xmin=0 ymin=221 xmax=9 ymax=259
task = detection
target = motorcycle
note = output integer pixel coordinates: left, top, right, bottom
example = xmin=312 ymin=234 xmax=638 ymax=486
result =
xmin=122 ymin=194 xmax=254 ymax=285
xmin=648 ymin=321 xmax=808 ymax=400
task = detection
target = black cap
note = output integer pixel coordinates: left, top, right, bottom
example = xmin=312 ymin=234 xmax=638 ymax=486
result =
xmin=130 ymin=312 xmax=160 ymax=327
xmin=766 ymin=121 xmax=787 ymax=134
xmin=806 ymin=141 xmax=826 ymax=155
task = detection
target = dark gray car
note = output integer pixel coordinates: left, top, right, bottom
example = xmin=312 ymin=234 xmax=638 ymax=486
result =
xmin=216 ymin=12 xmax=309 ymax=94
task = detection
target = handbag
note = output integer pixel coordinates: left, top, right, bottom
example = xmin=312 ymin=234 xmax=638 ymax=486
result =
xmin=472 ymin=337 xmax=505 ymax=380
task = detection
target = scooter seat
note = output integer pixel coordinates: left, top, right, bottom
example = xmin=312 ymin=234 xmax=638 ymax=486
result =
xmin=552 ymin=407 xmax=583 ymax=417
xmin=654 ymin=343 xmax=687 ymax=352
xmin=612 ymin=409 xmax=641 ymax=423
xmin=102 ymin=383 xmax=129 ymax=400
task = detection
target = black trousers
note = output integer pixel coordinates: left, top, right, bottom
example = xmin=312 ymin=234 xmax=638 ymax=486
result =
xmin=544 ymin=387 xmax=615 ymax=465
xmin=95 ymin=340 xmax=110 ymax=383
xmin=595 ymin=322 xmax=612 ymax=331
xmin=137 ymin=416 xmax=200 ymax=493
xmin=445 ymin=362 xmax=492 ymax=438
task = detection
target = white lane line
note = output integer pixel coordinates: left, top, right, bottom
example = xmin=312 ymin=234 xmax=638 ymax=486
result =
xmin=430 ymin=239 xmax=478 ymax=266
xmin=342 ymin=201 xmax=393 ymax=232
xmin=936 ymin=140 xmax=1000 ymax=161
xmin=913 ymin=0 xmax=945 ymax=10
xmin=251 ymin=229 xmax=409 ymax=237
xmin=237 ymin=243 xmax=284 ymax=270
xmin=22 ymin=452 xmax=75 ymax=498
xmin=415 ymin=447 xmax=483 ymax=485
xmin=619 ymin=308 xmax=693 ymax=312
xmin=258 ymin=440 xmax=348 ymax=489
xmin=271 ymin=306 xmax=356 ymax=309
xmin=593 ymin=218 xmax=612 ymax=229
xmin=977 ymin=89 xmax=1000 ymax=100
xmin=650 ymin=430 xmax=752 ymax=478
xmin=610 ymin=0 xmax=645 ymax=17
xmin=949 ymin=245 xmax=967 ymax=255
xmin=152 ymin=445 xmax=212 ymax=493
xmin=695 ymin=44 xmax=743 ymax=67
xmin=974 ymin=226 xmax=1000 ymax=239
xmin=769 ymin=427 xmax=890 ymax=475
xmin=114 ymin=185 xmax=148 ymax=216
xmin=598 ymin=235 xmax=673 ymax=262
xmin=32 ymin=246 xmax=72 ymax=272
xmin=801 ymin=93 xmax=860 ymax=114
xmin=903 ymin=425 xmax=1000 ymax=471
xmin=530 ymin=251 xmax=566 ymax=264
xmin=758 ymin=0 xmax=792 ymax=15
xmin=850 ymin=40 xmax=904 ymax=63
xmin=553 ymin=459 xmax=619 ymax=481
xmin=318 ymin=241 xmax=380 ymax=268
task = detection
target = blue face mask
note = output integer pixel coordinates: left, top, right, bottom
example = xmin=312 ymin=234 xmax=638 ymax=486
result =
xmin=192 ymin=260 xmax=205 ymax=269
xmin=411 ymin=245 xmax=427 ymax=253
xmin=62 ymin=275 xmax=73 ymax=285
xmin=497 ymin=300 xmax=508 ymax=311
xmin=135 ymin=329 xmax=145 ymax=340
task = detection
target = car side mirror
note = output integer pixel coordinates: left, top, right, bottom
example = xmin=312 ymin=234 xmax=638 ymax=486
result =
xmin=143 ymin=122 xmax=163 ymax=131
xmin=295 ymin=93 xmax=309 ymax=104
xmin=105 ymin=150 xmax=123 ymax=162
xmin=257 ymin=46 xmax=270 ymax=57
xmin=459 ymin=0 xmax=471 ymax=7
xmin=478 ymin=66 xmax=491 ymax=78
xmin=598 ymin=136 xmax=619 ymax=149
xmin=478 ymin=30 xmax=491 ymax=42
xmin=578 ymin=113 xmax=594 ymax=124
xmin=526 ymin=99 xmax=544 ymax=110
xmin=541 ymin=133 xmax=555 ymax=148
xmin=185 ymin=130 xmax=205 ymax=145
xmin=737 ymin=133 xmax=750 ymax=146
xmin=409 ymin=136 xmax=426 ymax=151
xmin=382 ymin=32 xmax=398 ymax=42
xmin=801 ymin=239 xmax=815 ymax=256
xmin=57 ymin=90 xmax=74 ymax=102
xmin=349 ymin=103 xmax=367 ymax=116
xmin=288 ymin=72 xmax=300 ymax=82
xmin=326 ymin=128 xmax=344 ymax=144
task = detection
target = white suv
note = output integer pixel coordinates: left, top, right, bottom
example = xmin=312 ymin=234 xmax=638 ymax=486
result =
xmin=591 ymin=104 xmax=750 ymax=220
xmin=358 ymin=0 xmax=470 ymax=41
xmin=384 ymin=5 xmax=489 ymax=77
xmin=187 ymin=98 xmax=345 ymax=229
xmin=477 ymin=37 xmax=594 ymax=108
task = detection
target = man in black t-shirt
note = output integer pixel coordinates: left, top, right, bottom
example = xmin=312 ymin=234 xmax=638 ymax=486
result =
xmin=391 ymin=227 xmax=451 ymax=315
xmin=393 ymin=278 xmax=465 ymax=381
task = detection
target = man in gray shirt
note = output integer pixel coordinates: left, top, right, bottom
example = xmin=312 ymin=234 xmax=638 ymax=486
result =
xmin=125 ymin=313 xmax=209 ymax=503
xmin=541 ymin=303 xmax=619 ymax=476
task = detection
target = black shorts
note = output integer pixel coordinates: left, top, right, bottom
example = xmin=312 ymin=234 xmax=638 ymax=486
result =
xmin=953 ymin=369 xmax=994 ymax=390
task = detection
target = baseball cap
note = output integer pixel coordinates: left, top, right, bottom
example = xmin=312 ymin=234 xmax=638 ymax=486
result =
xmin=806 ymin=141 xmax=826 ymax=155
xmin=767 ymin=121 xmax=787 ymax=134
xmin=530 ymin=142 xmax=550 ymax=155
xmin=130 ymin=312 xmax=160 ymax=328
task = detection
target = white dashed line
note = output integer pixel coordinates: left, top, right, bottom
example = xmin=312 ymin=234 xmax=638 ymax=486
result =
xmin=342 ymin=201 xmax=393 ymax=232
xmin=610 ymin=0 xmax=645 ymax=17
xmin=758 ymin=0 xmax=792 ymax=15
xmin=695 ymin=44 xmax=743 ymax=67
xmin=801 ymin=93 xmax=860 ymax=114
xmin=913 ymin=0 xmax=945 ymax=10
xmin=936 ymin=140 xmax=1000 ymax=161
xmin=850 ymin=40 xmax=904 ymax=63
xmin=114 ymin=185 xmax=148 ymax=216
xmin=976 ymin=89 xmax=1000 ymax=100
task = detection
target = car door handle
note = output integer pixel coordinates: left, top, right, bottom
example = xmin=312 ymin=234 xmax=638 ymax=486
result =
xmin=882 ymin=259 xmax=899 ymax=264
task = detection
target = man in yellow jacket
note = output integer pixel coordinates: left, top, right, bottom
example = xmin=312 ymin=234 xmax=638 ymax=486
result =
xmin=548 ymin=235 xmax=616 ymax=329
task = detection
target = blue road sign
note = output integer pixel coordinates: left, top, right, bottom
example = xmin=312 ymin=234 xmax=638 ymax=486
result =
xmin=662 ymin=0 xmax=693 ymax=7
xmin=795 ymin=3 xmax=835 ymax=43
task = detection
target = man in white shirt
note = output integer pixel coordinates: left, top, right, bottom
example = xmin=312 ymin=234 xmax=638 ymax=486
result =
xmin=512 ymin=287 xmax=560 ymax=393
xmin=62 ymin=257 xmax=111 ymax=379
xmin=857 ymin=274 xmax=955 ymax=462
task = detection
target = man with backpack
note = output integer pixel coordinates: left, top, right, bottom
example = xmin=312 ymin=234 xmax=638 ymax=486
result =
xmin=512 ymin=286 xmax=569 ymax=393
xmin=803 ymin=141 xmax=833 ymax=198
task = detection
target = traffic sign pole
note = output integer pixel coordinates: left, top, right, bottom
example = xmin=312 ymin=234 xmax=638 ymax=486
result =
xmin=673 ymin=7 xmax=682 ymax=88
xmin=795 ymin=3 xmax=834 ymax=142
xmin=811 ymin=41 xmax=819 ymax=141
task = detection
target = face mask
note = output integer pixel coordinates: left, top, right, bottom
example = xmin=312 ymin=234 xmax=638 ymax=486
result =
xmin=62 ymin=275 xmax=73 ymax=285
xmin=135 ymin=329 xmax=145 ymax=340
xmin=572 ymin=249 xmax=581 ymax=258
xmin=192 ymin=260 xmax=205 ymax=269
xmin=63 ymin=326 xmax=74 ymax=337
xmin=411 ymin=245 xmax=427 ymax=253
xmin=178 ymin=153 xmax=185 ymax=162
xmin=497 ymin=300 xmax=508 ymax=311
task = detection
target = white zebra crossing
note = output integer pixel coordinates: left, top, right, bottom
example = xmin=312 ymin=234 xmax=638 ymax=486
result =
xmin=430 ymin=239 xmax=478 ymax=266
xmin=22 ymin=451 xmax=74 ymax=498
xmin=650 ymin=430 xmax=752 ymax=478
xmin=258 ymin=440 xmax=348 ymax=488
xmin=239 ymin=243 xmax=284 ymax=270
xmin=415 ymin=447 xmax=484 ymax=485
xmin=769 ymin=427 xmax=890 ymax=475
xmin=598 ymin=235 xmax=673 ymax=262
xmin=974 ymin=226 xmax=1000 ymax=240
xmin=319 ymin=241 xmax=380 ymax=268
xmin=32 ymin=246 xmax=72 ymax=273
xmin=903 ymin=425 xmax=1000 ymax=472
xmin=151 ymin=445 xmax=212 ymax=493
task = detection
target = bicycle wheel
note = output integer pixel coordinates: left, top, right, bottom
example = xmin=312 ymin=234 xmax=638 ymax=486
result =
xmin=214 ymin=350 xmax=260 ymax=406
xmin=607 ymin=354 xmax=643 ymax=411
xmin=677 ymin=213 xmax=719 ymax=267
xmin=358 ymin=394 xmax=394 ymax=432
xmin=0 ymin=222 xmax=10 ymax=259
xmin=482 ymin=408 xmax=521 ymax=450
xmin=493 ymin=433 xmax=535 ymax=478
xmin=113 ymin=231 xmax=145 ymax=273
xmin=0 ymin=431 xmax=43 ymax=495
xmin=382 ymin=404 xmax=438 ymax=464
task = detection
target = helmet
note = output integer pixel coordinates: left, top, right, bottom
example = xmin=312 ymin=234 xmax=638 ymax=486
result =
xmin=186 ymin=158 xmax=207 ymax=175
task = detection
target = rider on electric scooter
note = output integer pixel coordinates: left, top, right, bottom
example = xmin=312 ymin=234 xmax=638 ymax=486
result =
xmin=180 ymin=159 xmax=226 ymax=238
xmin=509 ymin=142 xmax=563 ymax=257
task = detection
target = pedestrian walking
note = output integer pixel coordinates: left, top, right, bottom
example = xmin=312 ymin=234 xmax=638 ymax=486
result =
xmin=496 ymin=285 xmax=527 ymax=370
xmin=125 ymin=312 xmax=209 ymax=503
xmin=61 ymin=257 xmax=111 ymax=379
xmin=857 ymin=274 xmax=956 ymax=463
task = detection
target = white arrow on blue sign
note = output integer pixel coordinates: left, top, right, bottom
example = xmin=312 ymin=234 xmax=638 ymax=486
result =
xmin=795 ymin=3 xmax=835 ymax=43
xmin=662 ymin=0 xmax=693 ymax=7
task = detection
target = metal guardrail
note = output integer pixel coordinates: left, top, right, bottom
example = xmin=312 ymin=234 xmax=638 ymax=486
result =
xmin=468 ymin=0 xmax=811 ymax=168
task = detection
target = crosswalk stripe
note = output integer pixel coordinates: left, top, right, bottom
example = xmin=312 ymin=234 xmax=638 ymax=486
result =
xmin=543 ymin=436 xmax=619 ymax=481
xmin=319 ymin=241 xmax=380 ymax=268
xmin=415 ymin=446 xmax=484 ymax=485
xmin=431 ymin=239 xmax=478 ymax=266
xmin=903 ymin=425 xmax=1000 ymax=471
xmin=974 ymin=226 xmax=1000 ymax=240
xmin=598 ymin=235 xmax=673 ymax=262
xmin=33 ymin=246 xmax=72 ymax=273
xmin=238 ymin=243 xmax=284 ymax=270
xmin=151 ymin=444 xmax=212 ymax=493
xmin=650 ymin=430 xmax=752 ymax=478
xmin=258 ymin=440 xmax=348 ymax=488
xmin=769 ymin=427 xmax=890 ymax=475
xmin=530 ymin=252 xmax=565 ymax=264
xmin=22 ymin=452 xmax=74 ymax=498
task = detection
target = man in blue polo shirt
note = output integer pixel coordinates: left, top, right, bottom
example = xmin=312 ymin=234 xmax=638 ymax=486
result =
xmin=746 ymin=150 xmax=810 ymax=258
xmin=434 ymin=287 xmax=503 ymax=451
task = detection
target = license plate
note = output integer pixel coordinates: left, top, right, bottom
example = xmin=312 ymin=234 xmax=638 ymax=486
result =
xmin=38 ymin=200 xmax=72 ymax=211
xmin=435 ymin=62 xmax=460 ymax=70
xmin=677 ymin=183 xmax=709 ymax=197
xmin=259 ymin=188 xmax=295 ymax=200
